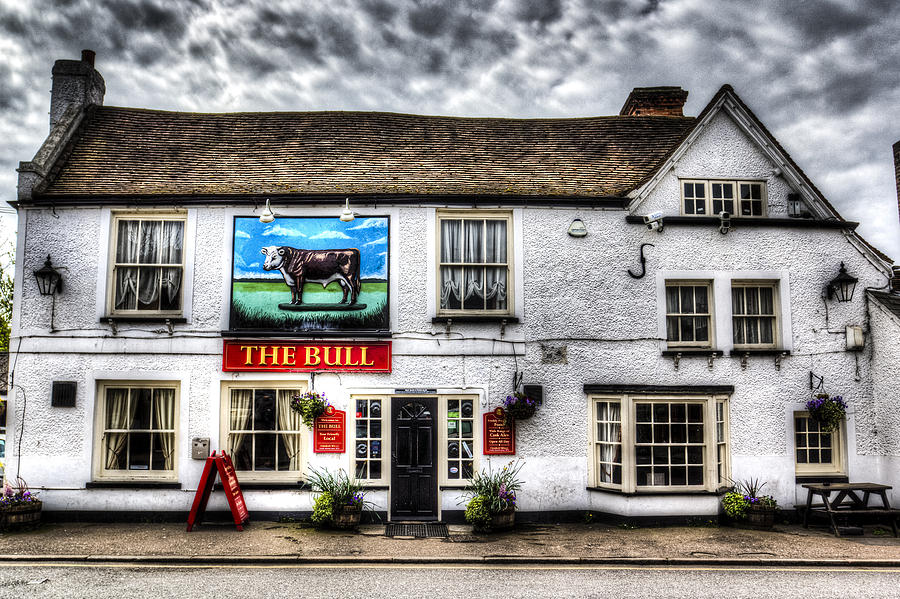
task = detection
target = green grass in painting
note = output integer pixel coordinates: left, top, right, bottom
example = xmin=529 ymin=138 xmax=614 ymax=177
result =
xmin=231 ymin=280 xmax=388 ymax=330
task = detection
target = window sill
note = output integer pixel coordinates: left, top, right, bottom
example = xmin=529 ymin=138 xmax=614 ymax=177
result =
xmin=586 ymin=486 xmax=727 ymax=496
xmin=432 ymin=316 xmax=519 ymax=324
xmin=86 ymin=481 xmax=182 ymax=489
xmin=440 ymin=485 xmax=471 ymax=490
xmin=215 ymin=481 xmax=310 ymax=491
xmin=795 ymin=474 xmax=848 ymax=484
xmin=729 ymin=349 xmax=790 ymax=356
xmin=662 ymin=350 xmax=723 ymax=357
xmin=624 ymin=215 xmax=858 ymax=230
xmin=102 ymin=316 xmax=187 ymax=323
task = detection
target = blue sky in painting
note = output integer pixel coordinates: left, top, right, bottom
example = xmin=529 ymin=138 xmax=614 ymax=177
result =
xmin=233 ymin=216 xmax=388 ymax=280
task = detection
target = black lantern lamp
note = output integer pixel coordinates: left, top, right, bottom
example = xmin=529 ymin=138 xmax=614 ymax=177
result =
xmin=826 ymin=262 xmax=857 ymax=303
xmin=34 ymin=255 xmax=62 ymax=296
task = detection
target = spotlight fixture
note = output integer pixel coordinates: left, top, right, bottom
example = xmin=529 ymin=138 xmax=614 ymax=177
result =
xmin=259 ymin=198 xmax=275 ymax=224
xmin=339 ymin=197 xmax=355 ymax=222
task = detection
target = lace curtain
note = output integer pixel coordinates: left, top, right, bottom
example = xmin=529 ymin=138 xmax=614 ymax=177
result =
xmin=596 ymin=402 xmax=622 ymax=484
xmin=440 ymin=219 xmax=507 ymax=310
xmin=276 ymin=390 xmax=303 ymax=471
xmin=229 ymin=389 xmax=252 ymax=460
xmin=115 ymin=219 xmax=183 ymax=310
xmin=104 ymin=388 xmax=137 ymax=470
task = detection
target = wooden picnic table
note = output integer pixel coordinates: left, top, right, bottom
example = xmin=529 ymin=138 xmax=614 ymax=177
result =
xmin=800 ymin=482 xmax=899 ymax=537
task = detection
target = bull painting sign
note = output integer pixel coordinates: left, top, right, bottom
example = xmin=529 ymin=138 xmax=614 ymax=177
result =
xmin=231 ymin=216 xmax=390 ymax=333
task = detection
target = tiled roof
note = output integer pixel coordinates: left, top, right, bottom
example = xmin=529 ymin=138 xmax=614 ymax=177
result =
xmin=870 ymin=290 xmax=900 ymax=321
xmin=38 ymin=106 xmax=695 ymax=198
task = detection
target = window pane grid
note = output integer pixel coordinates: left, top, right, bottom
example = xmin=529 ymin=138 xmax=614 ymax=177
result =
xmin=795 ymin=415 xmax=834 ymax=465
xmin=112 ymin=217 xmax=185 ymax=313
xmin=594 ymin=400 xmax=622 ymax=486
xmin=439 ymin=216 xmax=509 ymax=313
xmin=732 ymin=285 xmax=776 ymax=347
xmin=666 ymin=283 xmax=711 ymax=346
xmin=355 ymin=399 xmax=383 ymax=480
xmin=635 ymin=401 xmax=705 ymax=487
xmin=682 ymin=180 xmax=765 ymax=217
xmin=716 ymin=400 xmax=727 ymax=485
xmin=228 ymin=388 xmax=302 ymax=473
xmin=446 ymin=399 xmax=475 ymax=480
xmin=102 ymin=386 xmax=176 ymax=473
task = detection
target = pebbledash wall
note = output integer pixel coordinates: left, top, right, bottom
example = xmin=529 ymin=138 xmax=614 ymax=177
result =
xmin=7 ymin=61 xmax=900 ymax=522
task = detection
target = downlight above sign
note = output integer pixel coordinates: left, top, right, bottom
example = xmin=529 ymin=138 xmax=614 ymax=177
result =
xmin=222 ymin=340 xmax=392 ymax=373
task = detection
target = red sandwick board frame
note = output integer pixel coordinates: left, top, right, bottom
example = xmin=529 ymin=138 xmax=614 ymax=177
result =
xmin=186 ymin=451 xmax=249 ymax=531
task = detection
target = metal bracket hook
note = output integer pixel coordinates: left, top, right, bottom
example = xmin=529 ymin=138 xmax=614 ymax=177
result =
xmin=628 ymin=243 xmax=655 ymax=279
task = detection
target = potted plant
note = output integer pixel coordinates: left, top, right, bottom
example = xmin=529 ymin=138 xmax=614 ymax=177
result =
xmin=503 ymin=392 xmax=537 ymax=423
xmin=0 ymin=479 xmax=42 ymax=532
xmin=722 ymin=478 xmax=778 ymax=530
xmin=806 ymin=393 xmax=847 ymax=433
xmin=462 ymin=460 xmax=524 ymax=532
xmin=307 ymin=466 xmax=370 ymax=529
xmin=291 ymin=391 xmax=330 ymax=429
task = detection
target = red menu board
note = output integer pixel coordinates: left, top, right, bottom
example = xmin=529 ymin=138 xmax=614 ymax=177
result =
xmin=314 ymin=406 xmax=346 ymax=453
xmin=222 ymin=340 xmax=391 ymax=373
xmin=187 ymin=451 xmax=249 ymax=532
xmin=483 ymin=407 xmax=516 ymax=455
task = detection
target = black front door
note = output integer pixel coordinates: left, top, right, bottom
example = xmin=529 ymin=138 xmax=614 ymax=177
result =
xmin=391 ymin=397 xmax=438 ymax=520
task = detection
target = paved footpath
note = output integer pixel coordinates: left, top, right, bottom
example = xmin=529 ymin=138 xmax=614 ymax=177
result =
xmin=0 ymin=521 xmax=898 ymax=566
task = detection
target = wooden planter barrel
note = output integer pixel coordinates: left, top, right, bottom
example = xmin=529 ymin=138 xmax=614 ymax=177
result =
xmin=332 ymin=505 xmax=362 ymax=529
xmin=0 ymin=501 xmax=42 ymax=532
xmin=745 ymin=505 xmax=776 ymax=530
xmin=489 ymin=508 xmax=516 ymax=531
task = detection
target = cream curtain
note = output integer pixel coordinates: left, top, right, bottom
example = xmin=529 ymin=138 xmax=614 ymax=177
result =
xmin=105 ymin=388 xmax=137 ymax=470
xmin=440 ymin=219 xmax=507 ymax=310
xmin=277 ymin=390 xmax=303 ymax=471
xmin=597 ymin=402 xmax=622 ymax=484
xmin=229 ymin=389 xmax=253 ymax=459
xmin=152 ymin=389 xmax=176 ymax=470
xmin=114 ymin=220 xmax=184 ymax=310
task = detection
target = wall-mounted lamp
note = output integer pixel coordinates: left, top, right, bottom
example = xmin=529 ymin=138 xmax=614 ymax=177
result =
xmin=339 ymin=197 xmax=355 ymax=222
xmin=259 ymin=198 xmax=275 ymax=224
xmin=826 ymin=262 xmax=858 ymax=303
xmin=33 ymin=255 xmax=62 ymax=295
xmin=567 ymin=218 xmax=587 ymax=237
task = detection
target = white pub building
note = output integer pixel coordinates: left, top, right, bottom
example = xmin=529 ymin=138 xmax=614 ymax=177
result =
xmin=7 ymin=51 xmax=900 ymax=523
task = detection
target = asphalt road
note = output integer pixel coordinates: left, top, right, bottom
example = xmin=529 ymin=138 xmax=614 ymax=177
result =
xmin=1 ymin=564 xmax=899 ymax=598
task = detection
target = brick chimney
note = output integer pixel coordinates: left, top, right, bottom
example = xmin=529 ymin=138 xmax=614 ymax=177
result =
xmin=620 ymin=87 xmax=689 ymax=117
xmin=50 ymin=49 xmax=105 ymax=129
xmin=892 ymin=265 xmax=900 ymax=295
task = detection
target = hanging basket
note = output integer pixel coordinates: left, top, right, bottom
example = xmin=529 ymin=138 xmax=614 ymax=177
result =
xmin=0 ymin=501 xmax=43 ymax=532
xmin=503 ymin=392 xmax=537 ymax=422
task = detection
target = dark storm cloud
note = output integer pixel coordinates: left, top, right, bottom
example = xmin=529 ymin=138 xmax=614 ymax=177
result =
xmin=0 ymin=0 xmax=897 ymax=256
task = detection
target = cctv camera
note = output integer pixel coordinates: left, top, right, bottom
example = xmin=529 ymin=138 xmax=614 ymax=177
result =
xmin=718 ymin=211 xmax=731 ymax=235
xmin=643 ymin=211 xmax=664 ymax=232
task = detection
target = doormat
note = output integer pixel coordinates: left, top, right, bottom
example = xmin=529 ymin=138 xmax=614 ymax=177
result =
xmin=385 ymin=523 xmax=449 ymax=538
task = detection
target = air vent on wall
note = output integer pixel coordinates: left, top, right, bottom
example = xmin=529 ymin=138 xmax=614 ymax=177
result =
xmin=51 ymin=381 xmax=77 ymax=407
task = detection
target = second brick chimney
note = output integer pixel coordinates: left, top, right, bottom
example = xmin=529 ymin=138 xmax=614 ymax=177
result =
xmin=49 ymin=49 xmax=105 ymax=129
xmin=620 ymin=87 xmax=689 ymax=117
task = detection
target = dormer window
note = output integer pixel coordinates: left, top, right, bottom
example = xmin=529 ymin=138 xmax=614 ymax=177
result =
xmin=681 ymin=180 xmax=767 ymax=217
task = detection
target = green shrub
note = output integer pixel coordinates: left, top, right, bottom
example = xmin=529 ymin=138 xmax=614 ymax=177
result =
xmin=464 ymin=495 xmax=492 ymax=529
xmin=722 ymin=491 xmax=750 ymax=520
xmin=311 ymin=491 xmax=335 ymax=527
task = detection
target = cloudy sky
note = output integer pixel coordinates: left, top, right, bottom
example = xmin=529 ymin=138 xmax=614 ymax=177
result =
xmin=1 ymin=0 xmax=898 ymax=259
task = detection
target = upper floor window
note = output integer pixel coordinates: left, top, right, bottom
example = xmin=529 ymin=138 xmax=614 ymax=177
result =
xmin=681 ymin=180 xmax=767 ymax=217
xmin=94 ymin=381 xmax=179 ymax=481
xmin=438 ymin=211 xmax=512 ymax=315
xmin=665 ymin=281 xmax=712 ymax=348
xmin=731 ymin=282 xmax=778 ymax=349
xmin=109 ymin=214 xmax=185 ymax=316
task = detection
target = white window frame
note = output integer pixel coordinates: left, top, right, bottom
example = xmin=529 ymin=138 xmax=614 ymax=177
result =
xmin=679 ymin=179 xmax=768 ymax=217
xmin=219 ymin=381 xmax=309 ymax=483
xmin=794 ymin=411 xmax=845 ymax=476
xmin=731 ymin=281 xmax=780 ymax=350
xmin=93 ymin=380 xmax=180 ymax=482
xmin=439 ymin=395 xmax=479 ymax=485
xmin=664 ymin=280 xmax=714 ymax=349
xmin=106 ymin=211 xmax=187 ymax=317
xmin=588 ymin=393 xmax=728 ymax=493
xmin=435 ymin=210 xmax=514 ymax=317
xmin=351 ymin=395 xmax=389 ymax=485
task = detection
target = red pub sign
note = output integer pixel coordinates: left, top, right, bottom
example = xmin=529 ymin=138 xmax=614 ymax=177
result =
xmin=223 ymin=340 xmax=391 ymax=373
xmin=483 ymin=407 xmax=516 ymax=455
xmin=314 ymin=406 xmax=346 ymax=453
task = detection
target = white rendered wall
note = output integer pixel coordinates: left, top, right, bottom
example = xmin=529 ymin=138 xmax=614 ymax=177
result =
xmin=7 ymin=108 xmax=898 ymax=518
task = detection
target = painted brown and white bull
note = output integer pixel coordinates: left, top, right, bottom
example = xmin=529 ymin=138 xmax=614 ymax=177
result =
xmin=261 ymin=246 xmax=361 ymax=305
